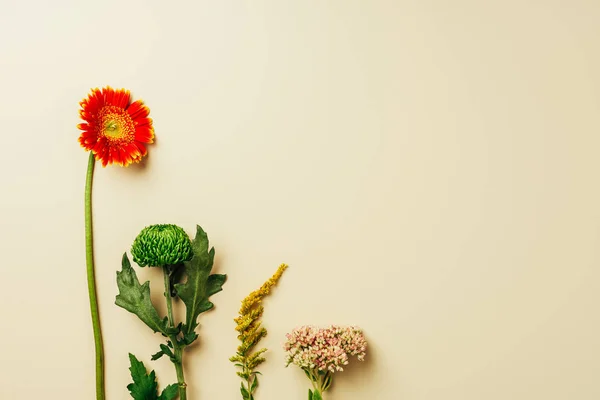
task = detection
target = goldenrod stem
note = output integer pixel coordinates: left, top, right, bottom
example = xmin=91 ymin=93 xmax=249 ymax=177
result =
xmin=85 ymin=152 xmax=105 ymax=400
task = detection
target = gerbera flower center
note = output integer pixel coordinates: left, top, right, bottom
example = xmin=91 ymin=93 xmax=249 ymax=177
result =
xmin=99 ymin=106 xmax=135 ymax=143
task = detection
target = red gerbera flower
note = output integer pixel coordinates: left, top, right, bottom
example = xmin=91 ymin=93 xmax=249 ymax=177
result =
xmin=78 ymin=86 xmax=154 ymax=167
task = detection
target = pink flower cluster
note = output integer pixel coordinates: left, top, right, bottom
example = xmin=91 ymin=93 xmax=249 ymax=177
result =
xmin=283 ymin=325 xmax=367 ymax=373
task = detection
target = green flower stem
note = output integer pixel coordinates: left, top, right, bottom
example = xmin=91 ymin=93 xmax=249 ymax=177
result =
xmin=163 ymin=267 xmax=175 ymax=327
xmin=174 ymin=346 xmax=187 ymax=400
xmin=162 ymin=266 xmax=187 ymax=400
xmin=306 ymin=369 xmax=332 ymax=400
xmin=320 ymin=371 xmax=332 ymax=392
xmin=85 ymin=152 xmax=105 ymax=400
xmin=247 ymin=373 xmax=254 ymax=398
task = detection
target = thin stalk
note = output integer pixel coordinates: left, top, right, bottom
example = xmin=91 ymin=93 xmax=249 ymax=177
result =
xmin=163 ymin=266 xmax=175 ymax=326
xmin=85 ymin=152 xmax=105 ymax=400
xmin=163 ymin=266 xmax=187 ymax=400
xmin=246 ymin=372 xmax=252 ymax=397
xmin=320 ymin=371 xmax=333 ymax=392
xmin=308 ymin=371 xmax=319 ymax=399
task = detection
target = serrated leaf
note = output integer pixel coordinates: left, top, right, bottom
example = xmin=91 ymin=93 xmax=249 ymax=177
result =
xmin=116 ymin=254 xmax=169 ymax=335
xmin=175 ymin=226 xmax=226 ymax=335
xmin=158 ymin=384 xmax=179 ymax=400
xmin=127 ymin=353 xmax=158 ymax=400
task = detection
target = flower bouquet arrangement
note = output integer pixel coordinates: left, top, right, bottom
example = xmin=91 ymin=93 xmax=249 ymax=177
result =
xmin=284 ymin=326 xmax=367 ymax=400
xmin=75 ymin=86 xmax=369 ymax=400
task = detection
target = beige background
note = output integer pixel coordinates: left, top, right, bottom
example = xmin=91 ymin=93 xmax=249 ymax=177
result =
xmin=1 ymin=1 xmax=599 ymax=399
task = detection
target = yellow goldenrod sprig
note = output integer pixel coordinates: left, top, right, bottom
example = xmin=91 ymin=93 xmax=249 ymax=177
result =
xmin=230 ymin=264 xmax=288 ymax=400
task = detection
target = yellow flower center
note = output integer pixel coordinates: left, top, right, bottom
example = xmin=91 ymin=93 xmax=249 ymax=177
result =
xmin=99 ymin=106 xmax=135 ymax=143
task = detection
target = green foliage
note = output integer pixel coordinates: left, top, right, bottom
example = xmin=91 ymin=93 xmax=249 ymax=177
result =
xmin=239 ymin=379 xmax=260 ymax=400
xmin=175 ymin=225 xmax=227 ymax=338
xmin=151 ymin=342 xmax=176 ymax=363
xmin=115 ymin=254 xmax=174 ymax=335
xmin=303 ymin=369 xmax=331 ymax=400
xmin=241 ymin=382 xmax=250 ymax=399
xmin=308 ymin=389 xmax=323 ymax=400
xmin=118 ymin=224 xmax=226 ymax=400
xmin=127 ymin=354 xmax=178 ymax=400
xmin=158 ymin=385 xmax=180 ymax=400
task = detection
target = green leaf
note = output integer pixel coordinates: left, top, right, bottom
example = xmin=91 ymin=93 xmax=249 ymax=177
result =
xmin=116 ymin=254 xmax=169 ymax=335
xmin=175 ymin=226 xmax=226 ymax=335
xmin=308 ymin=388 xmax=313 ymax=400
xmin=240 ymin=382 xmax=250 ymax=399
xmin=159 ymin=344 xmax=175 ymax=361
xmin=322 ymin=373 xmax=333 ymax=391
xmin=313 ymin=390 xmax=323 ymax=400
xmin=127 ymin=354 xmax=178 ymax=400
xmin=250 ymin=375 xmax=258 ymax=393
xmin=303 ymin=368 xmax=312 ymax=380
xmin=158 ymin=384 xmax=179 ymax=400
xmin=127 ymin=353 xmax=158 ymax=400
xmin=181 ymin=331 xmax=198 ymax=346
xmin=150 ymin=350 xmax=164 ymax=361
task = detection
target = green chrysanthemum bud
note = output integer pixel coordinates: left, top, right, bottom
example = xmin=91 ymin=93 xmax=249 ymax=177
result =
xmin=131 ymin=224 xmax=193 ymax=267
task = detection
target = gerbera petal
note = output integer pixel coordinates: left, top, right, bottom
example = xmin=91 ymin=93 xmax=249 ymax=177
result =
xmin=124 ymin=143 xmax=141 ymax=159
xmin=80 ymin=91 xmax=103 ymax=117
xmin=114 ymin=148 xmax=123 ymax=166
xmin=89 ymin=88 xmax=104 ymax=109
xmin=107 ymin=147 xmax=118 ymax=166
xmin=79 ymin=133 xmax=97 ymax=149
xmin=133 ymin=117 xmax=152 ymax=127
xmin=127 ymin=100 xmax=150 ymax=120
xmin=78 ymin=137 xmax=90 ymax=150
xmin=103 ymin=86 xmax=114 ymax=105
xmin=116 ymin=89 xmax=131 ymax=109
xmin=119 ymin=148 xmax=133 ymax=166
xmin=133 ymin=142 xmax=147 ymax=157
xmin=134 ymin=127 xmax=154 ymax=144
xmin=92 ymin=141 xmax=104 ymax=156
